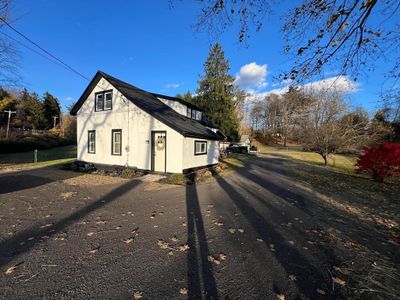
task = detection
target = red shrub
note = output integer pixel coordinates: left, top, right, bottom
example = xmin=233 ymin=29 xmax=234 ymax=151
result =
xmin=355 ymin=143 xmax=400 ymax=182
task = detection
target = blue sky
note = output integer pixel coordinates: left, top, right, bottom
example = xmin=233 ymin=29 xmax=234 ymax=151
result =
xmin=3 ymin=0 xmax=387 ymax=112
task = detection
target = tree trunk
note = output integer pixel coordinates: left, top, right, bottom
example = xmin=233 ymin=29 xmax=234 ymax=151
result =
xmin=321 ymin=153 xmax=328 ymax=166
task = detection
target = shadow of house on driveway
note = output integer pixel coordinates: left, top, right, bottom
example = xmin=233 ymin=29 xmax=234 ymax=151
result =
xmin=185 ymin=183 xmax=219 ymax=300
xmin=0 ymin=166 xmax=83 ymax=195
xmin=0 ymin=174 xmax=54 ymax=194
xmin=0 ymin=179 xmax=141 ymax=269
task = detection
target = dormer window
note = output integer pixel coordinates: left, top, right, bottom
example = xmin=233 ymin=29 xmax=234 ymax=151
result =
xmin=95 ymin=90 xmax=113 ymax=111
xmin=186 ymin=107 xmax=202 ymax=120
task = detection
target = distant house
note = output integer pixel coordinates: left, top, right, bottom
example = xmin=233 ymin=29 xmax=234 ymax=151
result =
xmin=70 ymin=71 xmax=223 ymax=173
xmin=239 ymin=135 xmax=251 ymax=151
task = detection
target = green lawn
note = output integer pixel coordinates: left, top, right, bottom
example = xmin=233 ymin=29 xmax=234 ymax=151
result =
xmin=0 ymin=145 xmax=76 ymax=169
xmin=254 ymin=141 xmax=357 ymax=173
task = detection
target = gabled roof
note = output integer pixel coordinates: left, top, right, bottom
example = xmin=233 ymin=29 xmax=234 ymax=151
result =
xmin=70 ymin=71 xmax=221 ymax=140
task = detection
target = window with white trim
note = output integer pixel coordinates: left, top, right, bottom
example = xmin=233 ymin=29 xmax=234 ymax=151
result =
xmin=112 ymin=129 xmax=122 ymax=155
xmin=88 ymin=130 xmax=95 ymax=153
xmin=187 ymin=107 xmax=192 ymax=118
xmin=95 ymin=90 xmax=112 ymax=111
xmin=194 ymin=140 xmax=207 ymax=155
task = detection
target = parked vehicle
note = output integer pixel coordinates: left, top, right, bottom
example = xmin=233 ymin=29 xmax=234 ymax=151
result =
xmin=227 ymin=144 xmax=248 ymax=154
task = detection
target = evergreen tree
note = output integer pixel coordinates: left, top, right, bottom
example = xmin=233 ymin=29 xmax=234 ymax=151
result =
xmin=196 ymin=43 xmax=240 ymax=141
xmin=43 ymin=92 xmax=61 ymax=127
xmin=176 ymin=91 xmax=194 ymax=104
xmin=21 ymin=88 xmax=45 ymax=129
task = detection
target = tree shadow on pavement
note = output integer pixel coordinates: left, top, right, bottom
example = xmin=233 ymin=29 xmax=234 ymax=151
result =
xmin=214 ymin=174 xmax=337 ymax=299
xmin=0 ymin=179 xmax=141 ymax=268
xmin=185 ymin=183 xmax=219 ymax=300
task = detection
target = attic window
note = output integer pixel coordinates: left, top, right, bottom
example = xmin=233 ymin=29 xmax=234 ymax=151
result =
xmin=95 ymin=90 xmax=112 ymax=111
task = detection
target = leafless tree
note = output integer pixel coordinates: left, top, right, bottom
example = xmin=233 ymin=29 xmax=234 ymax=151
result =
xmin=0 ymin=0 xmax=20 ymax=86
xmin=299 ymin=93 xmax=369 ymax=165
xmin=192 ymin=1 xmax=400 ymax=96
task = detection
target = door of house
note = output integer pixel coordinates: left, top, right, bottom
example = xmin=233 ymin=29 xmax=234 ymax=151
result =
xmin=152 ymin=131 xmax=166 ymax=173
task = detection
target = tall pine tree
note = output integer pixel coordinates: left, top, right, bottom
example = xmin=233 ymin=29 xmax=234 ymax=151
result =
xmin=43 ymin=92 xmax=61 ymax=127
xmin=195 ymin=43 xmax=240 ymax=141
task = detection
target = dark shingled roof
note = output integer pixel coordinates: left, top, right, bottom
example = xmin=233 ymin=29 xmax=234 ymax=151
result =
xmin=151 ymin=93 xmax=201 ymax=111
xmin=70 ymin=71 xmax=221 ymax=140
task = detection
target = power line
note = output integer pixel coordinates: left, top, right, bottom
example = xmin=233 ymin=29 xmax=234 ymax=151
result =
xmin=0 ymin=17 xmax=90 ymax=81
xmin=0 ymin=30 xmax=69 ymax=71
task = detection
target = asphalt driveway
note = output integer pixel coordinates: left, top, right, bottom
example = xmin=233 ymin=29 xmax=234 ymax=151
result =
xmin=0 ymin=156 xmax=398 ymax=299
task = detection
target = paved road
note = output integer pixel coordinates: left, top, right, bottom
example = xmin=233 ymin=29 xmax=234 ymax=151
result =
xmin=0 ymin=156 xmax=378 ymax=299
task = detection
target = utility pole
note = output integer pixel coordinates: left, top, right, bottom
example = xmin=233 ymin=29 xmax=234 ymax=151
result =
xmin=4 ymin=110 xmax=16 ymax=139
xmin=53 ymin=116 xmax=58 ymax=128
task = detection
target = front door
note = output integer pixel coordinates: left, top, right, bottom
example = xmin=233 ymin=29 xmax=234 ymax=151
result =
xmin=152 ymin=131 xmax=166 ymax=172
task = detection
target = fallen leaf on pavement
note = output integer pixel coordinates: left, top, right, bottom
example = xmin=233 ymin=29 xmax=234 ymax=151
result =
xmin=133 ymin=291 xmax=143 ymax=299
xmin=316 ymin=288 xmax=326 ymax=295
xmin=277 ymin=294 xmax=285 ymax=300
xmin=180 ymin=288 xmax=188 ymax=295
xmin=288 ymin=275 xmax=297 ymax=282
xmin=228 ymin=228 xmax=236 ymax=234
xmin=332 ymin=277 xmax=346 ymax=286
xmin=171 ymin=236 xmax=179 ymax=242
xmin=238 ymin=228 xmax=244 ymax=233
xmin=219 ymin=253 xmax=227 ymax=261
xmin=89 ymin=247 xmax=99 ymax=254
xmin=124 ymin=238 xmax=134 ymax=244
xmin=179 ymin=244 xmax=190 ymax=252
xmin=87 ymin=232 xmax=95 ymax=237
xmin=256 ymin=238 xmax=263 ymax=242
xmin=4 ymin=265 xmax=16 ymax=275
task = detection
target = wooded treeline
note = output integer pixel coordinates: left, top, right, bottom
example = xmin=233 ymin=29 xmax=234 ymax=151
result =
xmin=249 ymin=87 xmax=399 ymax=164
xmin=0 ymin=87 xmax=61 ymax=130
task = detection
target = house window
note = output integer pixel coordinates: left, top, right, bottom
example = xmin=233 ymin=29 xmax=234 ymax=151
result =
xmin=194 ymin=140 xmax=207 ymax=155
xmin=112 ymin=129 xmax=122 ymax=155
xmin=191 ymin=109 xmax=197 ymax=119
xmin=196 ymin=111 xmax=202 ymax=120
xmin=95 ymin=90 xmax=112 ymax=111
xmin=88 ymin=130 xmax=95 ymax=153
xmin=187 ymin=107 xmax=192 ymax=118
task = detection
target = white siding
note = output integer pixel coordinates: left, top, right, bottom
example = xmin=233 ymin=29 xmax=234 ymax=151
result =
xmin=76 ymin=77 xmax=183 ymax=173
xmin=157 ymin=97 xmax=187 ymax=116
xmin=182 ymin=137 xmax=219 ymax=170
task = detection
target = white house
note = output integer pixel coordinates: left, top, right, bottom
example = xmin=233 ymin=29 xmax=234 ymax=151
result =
xmin=70 ymin=71 xmax=223 ymax=174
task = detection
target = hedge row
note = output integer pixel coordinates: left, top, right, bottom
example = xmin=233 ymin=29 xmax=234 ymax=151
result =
xmin=0 ymin=135 xmax=73 ymax=153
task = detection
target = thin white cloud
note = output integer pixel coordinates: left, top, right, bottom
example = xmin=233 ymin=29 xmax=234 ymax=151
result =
xmin=165 ymin=83 xmax=181 ymax=89
xmin=302 ymin=76 xmax=360 ymax=94
xmin=247 ymin=75 xmax=359 ymax=102
xmin=234 ymin=62 xmax=268 ymax=91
